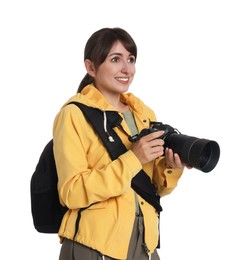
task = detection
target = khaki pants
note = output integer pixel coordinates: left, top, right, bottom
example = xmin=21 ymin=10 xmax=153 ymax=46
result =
xmin=59 ymin=216 xmax=160 ymax=260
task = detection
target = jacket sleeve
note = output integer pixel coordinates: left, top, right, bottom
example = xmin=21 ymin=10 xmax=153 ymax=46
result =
xmin=143 ymin=106 xmax=184 ymax=197
xmin=53 ymin=105 xmax=143 ymax=209
xmin=152 ymin=157 xmax=184 ymax=197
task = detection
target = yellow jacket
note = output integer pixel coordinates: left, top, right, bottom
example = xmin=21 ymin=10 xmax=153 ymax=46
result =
xmin=53 ymin=84 xmax=183 ymax=259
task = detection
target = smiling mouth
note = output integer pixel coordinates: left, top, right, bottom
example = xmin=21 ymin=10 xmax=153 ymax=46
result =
xmin=115 ymin=77 xmax=129 ymax=82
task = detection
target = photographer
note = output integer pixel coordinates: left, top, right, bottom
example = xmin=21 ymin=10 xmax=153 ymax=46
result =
xmin=53 ymin=27 xmax=190 ymax=260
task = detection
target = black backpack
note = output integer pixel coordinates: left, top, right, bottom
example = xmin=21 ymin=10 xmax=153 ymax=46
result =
xmin=30 ymin=139 xmax=67 ymax=233
xmin=30 ymin=102 xmax=162 ymax=234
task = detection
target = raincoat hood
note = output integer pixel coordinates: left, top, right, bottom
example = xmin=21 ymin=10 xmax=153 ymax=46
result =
xmin=64 ymin=83 xmax=145 ymax=115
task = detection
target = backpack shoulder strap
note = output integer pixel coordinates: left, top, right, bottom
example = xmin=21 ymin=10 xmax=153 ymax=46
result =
xmin=68 ymin=102 xmax=127 ymax=160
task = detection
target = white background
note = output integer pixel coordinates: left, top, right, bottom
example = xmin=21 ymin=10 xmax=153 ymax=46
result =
xmin=1 ymin=0 xmax=248 ymax=259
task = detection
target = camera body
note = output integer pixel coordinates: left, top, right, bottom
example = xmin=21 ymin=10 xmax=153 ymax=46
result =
xmin=131 ymin=121 xmax=220 ymax=173
xmin=131 ymin=121 xmax=177 ymax=141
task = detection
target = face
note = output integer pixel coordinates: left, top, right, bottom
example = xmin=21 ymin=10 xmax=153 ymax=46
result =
xmin=86 ymin=40 xmax=136 ymax=99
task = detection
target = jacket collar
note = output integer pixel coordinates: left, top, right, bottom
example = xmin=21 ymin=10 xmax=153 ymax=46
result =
xmin=71 ymin=84 xmax=144 ymax=115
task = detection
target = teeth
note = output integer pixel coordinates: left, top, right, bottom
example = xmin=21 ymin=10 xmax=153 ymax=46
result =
xmin=116 ymin=78 xmax=128 ymax=81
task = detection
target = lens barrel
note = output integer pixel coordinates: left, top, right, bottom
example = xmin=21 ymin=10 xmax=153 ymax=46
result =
xmin=165 ymin=134 xmax=220 ymax=173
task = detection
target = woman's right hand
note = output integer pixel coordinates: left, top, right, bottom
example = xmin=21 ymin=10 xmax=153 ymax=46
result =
xmin=130 ymin=130 xmax=165 ymax=165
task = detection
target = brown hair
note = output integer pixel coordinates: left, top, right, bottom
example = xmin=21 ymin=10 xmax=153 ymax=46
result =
xmin=77 ymin=27 xmax=137 ymax=93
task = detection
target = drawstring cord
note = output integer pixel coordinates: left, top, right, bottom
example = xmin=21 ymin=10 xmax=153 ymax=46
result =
xmin=103 ymin=111 xmax=114 ymax=142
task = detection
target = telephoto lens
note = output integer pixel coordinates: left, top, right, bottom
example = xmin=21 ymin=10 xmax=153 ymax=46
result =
xmin=164 ymin=133 xmax=220 ymax=173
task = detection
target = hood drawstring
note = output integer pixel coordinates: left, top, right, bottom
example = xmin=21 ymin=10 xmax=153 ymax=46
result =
xmin=103 ymin=111 xmax=114 ymax=142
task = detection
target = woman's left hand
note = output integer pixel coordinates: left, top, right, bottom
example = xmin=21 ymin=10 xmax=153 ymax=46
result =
xmin=165 ymin=147 xmax=193 ymax=170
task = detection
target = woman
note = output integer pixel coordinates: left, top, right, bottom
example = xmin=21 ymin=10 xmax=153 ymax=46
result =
xmin=53 ymin=27 xmax=186 ymax=260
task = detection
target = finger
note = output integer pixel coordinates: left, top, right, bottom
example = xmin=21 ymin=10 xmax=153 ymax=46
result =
xmin=165 ymin=148 xmax=183 ymax=169
xmin=142 ymin=130 xmax=165 ymax=142
xmin=151 ymin=145 xmax=164 ymax=155
xmin=166 ymin=148 xmax=174 ymax=166
xmin=149 ymin=138 xmax=165 ymax=147
xmin=147 ymin=148 xmax=164 ymax=161
xmin=173 ymin=153 xmax=184 ymax=168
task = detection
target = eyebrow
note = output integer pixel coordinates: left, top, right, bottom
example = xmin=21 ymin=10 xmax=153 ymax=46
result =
xmin=108 ymin=52 xmax=134 ymax=57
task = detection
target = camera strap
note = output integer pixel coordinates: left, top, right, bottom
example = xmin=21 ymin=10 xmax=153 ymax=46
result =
xmin=69 ymin=102 xmax=162 ymax=213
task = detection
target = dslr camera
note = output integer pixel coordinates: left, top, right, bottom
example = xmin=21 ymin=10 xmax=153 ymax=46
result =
xmin=130 ymin=121 xmax=220 ymax=173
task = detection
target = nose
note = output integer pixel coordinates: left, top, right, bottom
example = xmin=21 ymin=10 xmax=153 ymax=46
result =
xmin=121 ymin=61 xmax=130 ymax=74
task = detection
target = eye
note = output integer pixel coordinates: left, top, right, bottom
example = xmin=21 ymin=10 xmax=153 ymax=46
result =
xmin=128 ymin=56 xmax=136 ymax=64
xmin=111 ymin=56 xmax=120 ymax=62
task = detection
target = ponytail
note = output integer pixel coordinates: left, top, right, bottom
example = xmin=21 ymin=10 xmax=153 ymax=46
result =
xmin=77 ymin=73 xmax=94 ymax=93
